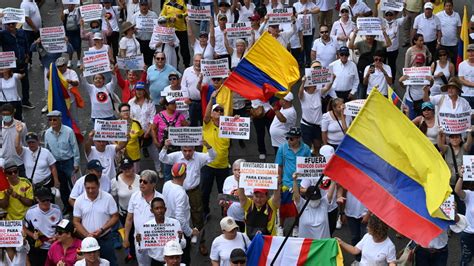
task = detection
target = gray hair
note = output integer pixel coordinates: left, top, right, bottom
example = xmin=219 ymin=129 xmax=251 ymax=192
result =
xmin=193 ymin=53 xmax=203 ymax=60
xmin=232 ymin=158 xmax=246 ymax=169
xmin=141 ymin=170 xmax=158 ymax=184
xmin=235 ymin=39 xmax=247 ymax=46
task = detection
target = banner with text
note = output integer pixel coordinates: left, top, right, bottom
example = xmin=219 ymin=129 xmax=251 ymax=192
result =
xmin=168 ymin=127 xmax=203 ymax=146
xmin=116 ymin=54 xmax=145 ymax=71
xmin=268 ymin=8 xmax=293 ymax=25
xmin=304 ymin=67 xmax=332 ymax=87
xmin=402 ymin=67 xmax=432 ymax=86
xmin=150 ymin=26 xmax=176 ymax=47
xmin=161 ymin=90 xmax=190 ymax=111
xmin=239 ymin=162 xmax=279 ymax=190
xmin=0 ymin=220 xmax=23 ymax=247
xmin=356 ymin=17 xmax=382 ymax=36
xmin=225 ymin=22 xmax=252 ymax=40
xmin=142 ymin=222 xmax=180 ymax=249
xmin=463 ymin=155 xmax=474 ymax=182
xmin=136 ymin=16 xmax=155 ymax=33
xmin=218 ymin=116 xmax=250 ymax=140
xmin=440 ymin=194 xmax=455 ymax=220
xmin=296 ymin=156 xmax=326 ymax=179
xmin=380 ymin=0 xmax=404 ymax=11
xmin=2 ymin=8 xmax=25 ymax=24
xmin=40 ymin=26 xmax=67 ymax=53
xmin=83 ymin=50 xmax=111 ymax=77
xmin=187 ymin=5 xmax=211 ymax=21
xmin=201 ymin=58 xmax=229 ymax=78
xmin=439 ymin=111 xmax=471 ymax=134
xmin=62 ymin=0 xmax=80 ymax=4
xmin=0 ymin=52 xmax=16 ymax=69
xmin=298 ymin=14 xmax=313 ymax=36
xmin=344 ymin=99 xmax=366 ymax=117
xmin=80 ymin=4 xmax=103 ymax=22
xmin=93 ymin=119 xmax=128 ymax=142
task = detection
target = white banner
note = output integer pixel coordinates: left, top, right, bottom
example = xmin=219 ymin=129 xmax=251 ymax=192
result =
xmin=116 ymin=54 xmax=145 ymax=70
xmin=40 ymin=26 xmax=67 ymax=53
xmin=2 ymin=8 xmax=25 ymax=24
xmin=0 ymin=220 xmax=23 ymax=247
xmin=83 ymin=50 xmax=111 ymax=77
xmin=440 ymin=195 xmax=455 ymax=220
xmin=79 ymin=4 xmax=103 ymax=22
xmin=160 ymin=90 xmax=190 ymax=111
xmin=62 ymin=0 xmax=80 ymax=4
xmin=142 ymin=222 xmax=180 ymax=249
xmin=298 ymin=14 xmax=313 ymax=36
xmin=150 ymin=26 xmax=176 ymax=47
xmin=187 ymin=5 xmax=211 ymax=21
xmin=268 ymin=8 xmax=293 ymax=25
xmin=201 ymin=58 xmax=229 ymax=78
xmin=93 ymin=119 xmax=128 ymax=142
xmin=296 ymin=156 xmax=326 ymax=179
xmin=239 ymin=162 xmax=279 ymax=190
xmin=463 ymin=155 xmax=474 ymax=182
xmin=356 ymin=17 xmax=382 ymax=36
xmin=218 ymin=116 xmax=251 ymax=140
xmin=380 ymin=0 xmax=404 ymax=11
xmin=0 ymin=52 xmax=16 ymax=69
xmin=344 ymin=99 xmax=366 ymax=117
xmin=168 ymin=127 xmax=203 ymax=146
xmin=402 ymin=67 xmax=432 ymax=86
xmin=136 ymin=16 xmax=155 ymax=33
xmin=439 ymin=111 xmax=471 ymax=134
xmin=225 ymin=22 xmax=252 ymax=40
xmin=304 ymin=68 xmax=332 ymax=87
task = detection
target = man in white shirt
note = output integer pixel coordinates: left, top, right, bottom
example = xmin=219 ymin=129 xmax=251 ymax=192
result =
xmin=85 ymin=130 xmax=126 ymax=180
xmin=68 ymin=161 xmax=112 ymax=207
xmin=412 ymin=2 xmax=441 ymax=61
xmin=262 ymin=16 xmax=297 ymax=48
xmin=311 ymin=25 xmax=340 ymax=67
xmin=21 ymin=0 xmax=41 ymax=65
xmin=181 ymin=54 xmax=203 ymax=126
xmin=130 ymin=0 xmax=158 ymax=66
xmin=328 ymin=46 xmax=359 ymax=101
xmin=362 ymin=51 xmax=392 ymax=96
xmin=437 ymin=1 xmax=461 ymax=66
xmin=212 ymin=14 xmax=231 ymax=64
xmin=73 ymin=174 xmax=119 ymax=266
xmin=459 ymin=44 xmax=474 ymax=109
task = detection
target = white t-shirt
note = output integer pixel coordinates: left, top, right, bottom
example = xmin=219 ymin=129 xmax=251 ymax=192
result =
xmin=404 ymin=84 xmax=424 ymax=102
xmin=321 ymin=112 xmax=351 ymax=145
xmin=210 ymin=233 xmax=250 ymax=266
xmin=364 ymin=64 xmax=392 ymax=96
xmin=110 ymin=174 xmax=140 ymax=215
xmin=462 ymin=190 xmax=474 ymax=233
xmin=69 ymin=174 xmax=111 ymax=200
xmin=459 ymin=60 xmax=474 ymax=97
xmin=193 ymin=41 xmax=215 ymax=60
xmin=21 ymin=147 xmax=56 ymax=184
xmin=270 ymin=106 xmax=297 ymax=147
xmin=345 ymin=191 xmax=367 ymax=218
xmin=382 ymin=17 xmax=405 ymax=52
xmin=21 ymin=0 xmax=42 ymax=31
xmin=300 ymin=178 xmax=337 ymax=212
xmin=413 ymin=14 xmax=441 ymax=43
xmin=0 ymin=74 xmax=22 ymax=102
xmin=84 ymin=81 xmax=115 ymax=119
xmin=311 ymin=37 xmax=339 ymax=68
xmin=296 ymin=197 xmax=330 ymax=240
xmin=330 ymin=19 xmax=356 ymax=46
xmin=300 ymin=89 xmax=323 ymax=125
xmin=75 ymin=258 xmax=110 ymax=266
xmin=237 ymin=3 xmax=255 ymax=23
xmin=222 ymin=175 xmax=253 ymax=222
xmin=119 ymin=36 xmax=141 ymax=57
xmin=102 ymin=6 xmax=121 ymax=32
xmin=86 ymin=145 xmax=117 ymax=180
xmin=73 ymin=191 xmax=118 ymax=235
xmin=437 ymin=11 xmax=462 ymax=47
xmin=24 ymin=204 xmax=62 ymax=249
xmin=356 ymin=233 xmax=396 ymax=266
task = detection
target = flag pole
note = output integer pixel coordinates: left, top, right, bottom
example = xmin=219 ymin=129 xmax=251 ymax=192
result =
xmin=270 ymin=174 xmax=325 ymax=265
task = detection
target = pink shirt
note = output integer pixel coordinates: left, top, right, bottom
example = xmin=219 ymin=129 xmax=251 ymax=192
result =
xmin=152 ymin=111 xmax=186 ymax=143
xmin=45 ymin=239 xmax=82 ymax=266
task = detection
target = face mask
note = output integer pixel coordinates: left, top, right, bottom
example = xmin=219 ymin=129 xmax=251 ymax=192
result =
xmin=91 ymin=28 xmax=100 ymax=33
xmin=309 ymin=199 xmax=321 ymax=208
xmin=2 ymin=115 xmax=12 ymax=123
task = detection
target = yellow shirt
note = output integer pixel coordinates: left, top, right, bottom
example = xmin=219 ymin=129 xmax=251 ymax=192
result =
xmin=160 ymin=0 xmax=188 ymax=32
xmin=124 ymin=119 xmax=144 ymax=161
xmin=0 ymin=178 xmax=34 ymax=220
xmin=243 ymin=198 xmax=278 ymax=236
xmin=203 ymin=121 xmax=230 ymax=169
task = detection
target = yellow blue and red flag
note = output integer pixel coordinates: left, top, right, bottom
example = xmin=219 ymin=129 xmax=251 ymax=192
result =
xmin=324 ymin=90 xmax=453 ymax=247
xmin=457 ymin=5 xmax=469 ymax=67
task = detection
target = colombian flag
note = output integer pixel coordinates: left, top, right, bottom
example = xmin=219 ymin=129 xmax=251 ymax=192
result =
xmin=387 ymin=86 xmax=402 ymax=109
xmin=223 ymin=32 xmax=300 ymax=101
xmin=457 ymin=5 xmax=469 ymax=67
xmin=324 ymin=90 xmax=453 ymax=247
xmin=47 ymin=63 xmax=83 ymax=142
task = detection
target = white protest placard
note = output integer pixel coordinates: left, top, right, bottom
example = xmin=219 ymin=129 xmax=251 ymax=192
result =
xmin=116 ymin=54 xmax=145 ymax=70
xmin=380 ymin=0 xmax=404 ymax=11
xmin=136 ymin=16 xmax=155 ymax=34
xmin=201 ymin=58 xmax=229 ymax=78
xmin=218 ymin=116 xmax=251 ymax=140
xmin=83 ymin=50 xmax=111 ymax=77
xmin=160 ymin=90 xmax=190 ymax=111
xmin=40 ymin=26 xmax=67 ymax=53
xmin=440 ymin=195 xmax=455 ymax=220
xmin=356 ymin=17 xmax=382 ymax=36
xmin=186 ymin=5 xmax=211 ymax=21
xmin=168 ymin=127 xmax=203 ymax=146
xmin=0 ymin=220 xmax=23 ymax=247
xmin=150 ymin=26 xmax=176 ymax=47
xmin=2 ymin=8 xmax=25 ymax=24
xmin=402 ymin=67 xmax=432 ymax=86
xmin=344 ymin=99 xmax=366 ymax=117
xmin=80 ymin=4 xmax=103 ymax=22
xmin=439 ymin=111 xmax=471 ymax=134
xmin=298 ymin=14 xmax=313 ymax=36
xmin=296 ymin=156 xmax=326 ymax=179
xmin=0 ymin=52 xmax=16 ymax=69
xmin=141 ymin=222 xmax=180 ymax=249
xmin=304 ymin=68 xmax=332 ymax=87
xmin=239 ymin=162 xmax=279 ymax=190
xmin=463 ymin=156 xmax=474 ymax=181
xmin=93 ymin=119 xmax=128 ymax=142
xmin=225 ymin=22 xmax=252 ymax=40
xmin=62 ymin=0 xmax=80 ymax=4
xmin=268 ymin=8 xmax=293 ymax=25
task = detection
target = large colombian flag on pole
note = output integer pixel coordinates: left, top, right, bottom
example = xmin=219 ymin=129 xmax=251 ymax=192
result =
xmin=223 ymin=31 xmax=300 ymax=101
xmin=324 ymin=90 xmax=453 ymax=247
xmin=456 ymin=5 xmax=469 ymax=67
xmin=246 ymin=234 xmax=343 ymax=266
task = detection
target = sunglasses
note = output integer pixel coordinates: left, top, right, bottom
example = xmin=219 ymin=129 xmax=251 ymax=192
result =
xmin=339 ymin=53 xmax=349 ymax=57
xmin=169 ymin=77 xmax=178 ymax=81
xmin=5 ymin=169 xmax=18 ymax=175
xmin=212 ymin=78 xmax=222 ymax=81
xmin=286 ymin=137 xmax=297 ymax=141
xmin=214 ymin=108 xmax=224 ymax=113
xmin=374 ymin=58 xmax=383 ymax=62
xmin=422 ymin=108 xmax=433 ymax=111
xmin=341 ymin=9 xmax=349 ymax=13
xmin=139 ymin=179 xmax=149 ymax=184
xmin=48 ymin=118 xmax=59 ymax=121
xmin=320 ymin=31 xmax=329 ymax=34
xmin=439 ymin=53 xmax=447 ymax=57
xmin=155 ymin=57 xmax=165 ymax=61
xmin=385 ymin=13 xmax=394 ymax=16
xmin=120 ymin=109 xmax=130 ymax=112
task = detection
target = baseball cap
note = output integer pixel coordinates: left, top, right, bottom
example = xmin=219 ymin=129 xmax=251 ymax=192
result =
xmin=168 ymin=71 xmax=181 ymax=79
xmin=35 ymin=186 xmax=53 ymax=201
xmin=120 ymin=158 xmax=133 ymax=169
xmin=424 ymin=2 xmax=433 ymax=9
xmin=248 ymin=14 xmax=261 ymax=21
xmin=3 ymin=160 xmax=17 ymax=171
xmin=421 ymin=102 xmax=434 ymax=110
xmin=171 ymin=162 xmax=187 ymax=177
xmin=338 ymin=46 xmax=350 ymax=55
xmin=220 ymin=216 xmax=239 ymax=232
xmin=87 ymin=160 xmax=104 ymax=171
xmin=139 ymin=0 xmax=149 ymax=5
xmin=304 ymin=185 xmax=322 ymax=201
xmin=230 ymin=248 xmax=247 ymax=263
xmin=93 ymin=32 xmax=103 ymax=40
xmin=101 ymin=0 xmax=112 ymax=3
xmin=163 ymin=240 xmax=183 ymax=256
xmin=414 ymin=53 xmax=425 ymax=64
xmin=285 ymin=127 xmax=301 ymax=137
xmin=47 ymin=110 xmax=62 ymax=117
xmin=56 ymin=219 xmax=75 ymax=233
xmin=212 ymin=104 xmax=223 ymax=111
xmin=199 ymin=31 xmax=209 ymax=38
xmin=253 ymin=188 xmax=268 ymax=195
xmin=135 ymin=81 xmax=145 ymax=90
xmin=25 ymin=132 xmax=39 ymax=143
xmin=283 ymin=92 xmax=294 ymax=101
xmin=56 ymin=57 xmax=67 ymax=66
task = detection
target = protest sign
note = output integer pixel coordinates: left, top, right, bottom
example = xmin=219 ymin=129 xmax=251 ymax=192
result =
xmin=0 ymin=220 xmax=23 ymax=247
xmin=344 ymin=99 xmax=366 ymax=117
xmin=83 ymin=50 xmax=111 ymax=77
xmin=168 ymin=127 xmax=202 ymax=146
xmin=240 ymin=162 xmax=279 ymax=190
xmin=304 ymin=68 xmax=332 ymax=87
xmin=267 ymin=8 xmax=293 ymax=25
xmin=0 ymin=52 xmax=16 ymax=69
xmin=116 ymin=54 xmax=145 ymax=71
xmin=296 ymin=156 xmax=327 ymax=179
xmin=225 ymin=22 xmax=252 ymax=40
xmin=201 ymin=58 xmax=229 ymax=78
xmin=160 ymin=90 xmax=190 ymax=111
xmin=40 ymin=26 xmax=67 ymax=53
xmin=463 ymin=156 xmax=474 ymax=182
xmin=150 ymin=26 xmax=176 ymax=47
xmin=142 ymin=222 xmax=180 ymax=249
xmin=218 ymin=116 xmax=251 ymax=140
xmin=136 ymin=16 xmax=155 ymax=33
xmin=80 ymin=4 xmax=103 ymax=22
xmin=356 ymin=17 xmax=383 ymax=36
xmin=440 ymin=195 xmax=455 ymax=220
xmin=93 ymin=119 xmax=128 ymax=142
xmin=2 ymin=8 xmax=25 ymax=24
xmin=380 ymin=0 xmax=404 ymax=11
xmin=62 ymin=0 xmax=80 ymax=4
xmin=438 ymin=111 xmax=471 ymax=134
xmin=187 ymin=5 xmax=211 ymax=21
xmin=298 ymin=14 xmax=313 ymax=36
xmin=402 ymin=67 xmax=432 ymax=86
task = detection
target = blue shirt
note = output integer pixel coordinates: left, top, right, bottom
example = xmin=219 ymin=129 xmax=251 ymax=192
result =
xmin=275 ymin=141 xmax=312 ymax=187
xmin=0 ymin=29 xmax=29 ymax=63
xmin=147 ymin=64 xmax=178 ymax=104
xmin=44 ymin=125 xmax=80 ymax=167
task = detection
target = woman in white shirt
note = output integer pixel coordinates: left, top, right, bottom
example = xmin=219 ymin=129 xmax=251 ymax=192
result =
xmin=80 ymin=71 xmax=118 ymax=122
xmin=330 ymin=5 xmax=355 ymax=47
xmin=119 ymin=22 xmax=141 ymax=57
xmin=321 ymin=98 xmax=351 ymax=149
xmin=0 ymin=69 xmax=25 ymax=120
xmin=430 ymin=48 xmax=454 ymax=96
xmin=0 ymin=241 xmax=29 ymax=266
xmin=89 ymin=32 xmax=115 ymax=64
xmin=236 ymin=0 xmax=255 ymax=23
xmin=210 ymin=217 xmax=250 ymax=266
xmin=186 ymin=17 xmax=214 ymax=60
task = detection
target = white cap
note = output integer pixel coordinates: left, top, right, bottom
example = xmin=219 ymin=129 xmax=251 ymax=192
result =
xmin=283 ymin=92 xmax=294 ymax=102
xmin=80 ymin=237 xmax=101 ymax=252
xmin=93 ymin=32 xmax=103 ymax=40
xmin=424 ymin=2 xmax=433 ymax=9
xmin=319 ymin=145 xmax=335 ymax=161
xmin=163 ymin=240 xmax=183 ymax=256
xmin=220 ymin=216 xmax=239 ymax=232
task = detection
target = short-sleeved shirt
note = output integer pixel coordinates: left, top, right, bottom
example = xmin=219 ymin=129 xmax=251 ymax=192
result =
xmin=437 ymin=11 xmax=461 ymax=47
xmin=210 ymin=233 xmax=251 ymax=266
xmin=0 ymin=74 xmax=22 ymax=102
xmin=203 ymin=121 xmax=230 ymax=169
xmin=24 ymin=204 xmax=62 ymax=249
xmin=73 ymin=191 xmax=118 ymax=235
xmin=463 ymin=190 xmax=474 ymax=233
xmin=119 ymin=37 xmax=141 ymax=57
xmin=86 ymin=145 xmax=117 ymax=180
xmin=0 ymin=177 xmax=34 ymax=220
xmin=127 ymin=190 xmax=163 ymax=237
xmin=269 ymin=106 xmax=297 ymax=148
xmin=153 ymin=111 xmax=186 ymax=143
xmin=356 ymin=233 xmax=396 ymax=265
xmin=413 ymin=14 xmax=441 ymax=43
xmin=21 ymin=147 xmax=56 ymax=184
xmin=243 ymin=198 xmax=278 ymax=236
xmin=363 ymin=64 xmax=392 ymax=96
xmin=275 ymin=142 xmax=312 ymax=187
xmin=459 ymin=60 xmax=474 ymax=97
xmin=296 ymin=197 xmax=330 ymax=240
xmin=321 ymin=112 xmax=352 ymax=146
xmin=311 ymin=36 xmax=339 ymax=68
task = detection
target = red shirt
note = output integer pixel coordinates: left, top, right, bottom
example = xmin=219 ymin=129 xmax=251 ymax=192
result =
xmin=45 ymin=238 xmax=82 ymax=266
xmin=116 ymin=68 xmax=148 ymax=103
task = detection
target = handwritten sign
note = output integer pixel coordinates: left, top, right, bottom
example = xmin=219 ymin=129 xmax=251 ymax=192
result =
xmin=439 ymin=111 xmax=471 ymax=134
xmin=40 ymin=26 xmax=67 ymax=53
xmin=142 ymin=222 xmax=180 ymax=249
xmin=0 ymin=220 xmax=23 ymax=247
xmin=80 ymin=4 xmax=103 ymax=22
xmin=239 ymin=162 xmax=279 ymax=190
xmin=160 ymin=90 xmax=189 ymax=111
xmin=463 ymin=156 xmax=474 ymax=182
xmin=150 ymin=26 xmax=176 ymax=47
xmin=0 ymin=52 xmax=16 ymax=69
xmin=83 ymin=50 xmax=111 ymax=77
xmin=225 ymin=22 xmax=252 ymax=40
xmin=402 ymin=67 xmax=432 ymax=86
xmin=268 ymin=8 xmax=293 ymax=25
xmin=62 ymin=0 xmax=80 ymax=4
xmin=304 ymin=68 xmax=332 ymax=87
xmin=93 ymin=119 xmax=128 ymax=142
xmin=187 ymin=5 xmax=211 ymax=21
xmin=201 ymin=58 xmax=229 ymax=78
xmin=296 ymin=156 xmax=326 ymax=179
xmin=168 ymin=127 xmax=203 ymax=146
xmin=2 ymin=8 xmax=25 ymax=24
xmin=356 ymin=17 xmax=382 ymax=36
xmin=298 ymin=14 xmax=313 ymax=36
xmin=381 ymin=0 xmax=404 ymax=12
xmin=218 ymin=116 xmax=250 ymax=140
xmin=440 ymin=195 xmax=455 ymax=220
xmin=344 ymin=99 xmax=366 ymax=117
xmin=116 ymin=54 xmax=145 ymax=71
xmin=136 ymin=16 xmax=155 ymax=33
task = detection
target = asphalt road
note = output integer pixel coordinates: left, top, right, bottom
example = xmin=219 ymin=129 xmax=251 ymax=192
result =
xmin=1 ymin=0 xmax=472 ymax=265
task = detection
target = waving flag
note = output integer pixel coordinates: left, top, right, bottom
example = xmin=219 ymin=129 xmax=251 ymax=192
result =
xmin=387 ymin=86 xmax=402 ymax=109
xmin=457 ymin=5 xmax=469 ymax=67
xmin=324 ymin=90 xmax=453 ymax=247
xmin=223 ymin=32 xmax=300 ymax=101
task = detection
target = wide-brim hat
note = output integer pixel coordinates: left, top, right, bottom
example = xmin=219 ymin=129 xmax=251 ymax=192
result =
xmin=121 ymin=22 xmax=135 ymax=34
xmin=441 ymin=78 xmax=463 ymax=93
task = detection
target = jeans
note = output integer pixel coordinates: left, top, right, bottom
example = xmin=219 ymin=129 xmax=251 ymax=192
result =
xmin=175 ymin=31 xmax=191 ymax=67
xmin=302 ymin=30 xmax=315 ymax=67
xmin=461 ymin=232 xmax=474 ymax=265
xmin=163 ymin=163 xmax=172 ymax=182
xmin=291 ymin=48 xmax=304 ymax=68
xmin=347 ymin=216 xmax=367 ymax=262
xmin=56 ymin=158 xmax=74 ymax=212
xmin=201 ymin=165 xmax=229 ymax=215
xmin=98 ymin=232 xmax=118 ymax=266
xmin=414 ymin=246 xmax=448 ymax=266
xmin=199 ymin=3 xmax=215 ymax=32
xmin=106 ymin=31 xmax=120 ymax=60
xmin=28 ymin=247 xmax=48 ymax=266
xmin=189 ymin=100 xmax=202 ymax=126
xmin=252 ymin=116 xmax=271 ymax=155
